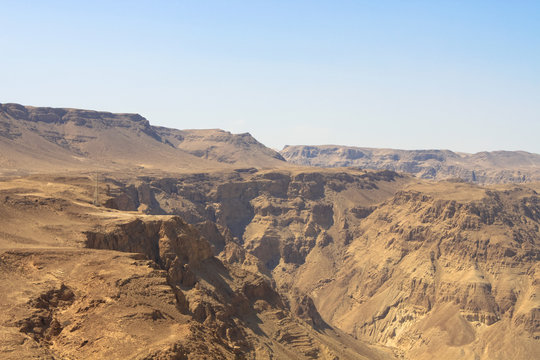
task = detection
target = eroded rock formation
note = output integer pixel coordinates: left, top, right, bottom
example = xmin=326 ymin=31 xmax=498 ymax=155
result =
xmin=281 ymin=145 xmax=540 ymax=184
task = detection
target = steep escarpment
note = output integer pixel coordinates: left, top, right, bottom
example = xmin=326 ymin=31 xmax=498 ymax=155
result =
xmin=308 ymin=185 xmax=540 ymax=359
xmin=103 ymin=170 xmax=540 ymax=359
xmin=281 ymin=145 xmax=540 ymax=184
xmin=82 ymin=215 xmax=394 ymax=359
xmin=0 ymin=175 xmax=395 ymax=360
xmin=104 ymin=169 xmax=405 ymax=272
xmin=1 ymin=100 xmax=540 ymax=359
xmin=85 ymin=216 xmax=213 ymax=267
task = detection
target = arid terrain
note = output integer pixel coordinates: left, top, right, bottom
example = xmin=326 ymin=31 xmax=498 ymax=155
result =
xmin=1 ymin=104 xmax=539 ymax=359
xmin=281 ymin=145 xmax=540 ymax=184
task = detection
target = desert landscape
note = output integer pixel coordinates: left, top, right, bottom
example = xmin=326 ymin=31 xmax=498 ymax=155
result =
xmin=0 ymin=103 xmax=538 ymax=359
xmin=281 ymin=145 xmax=540 ymax=184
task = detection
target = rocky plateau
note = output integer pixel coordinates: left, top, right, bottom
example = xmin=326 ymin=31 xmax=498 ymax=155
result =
xmin=281 ymin=145 xmax=540 ymax=184
xmin=0 ymin=104 xmax=539 ymax=359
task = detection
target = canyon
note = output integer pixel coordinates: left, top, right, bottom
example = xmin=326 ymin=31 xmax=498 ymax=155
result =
xmin=0 ymin=104 xmax=539 ymax=359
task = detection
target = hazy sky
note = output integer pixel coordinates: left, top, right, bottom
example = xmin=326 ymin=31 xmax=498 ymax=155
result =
xmin=1 ymin=1 xmax=539 ymax=153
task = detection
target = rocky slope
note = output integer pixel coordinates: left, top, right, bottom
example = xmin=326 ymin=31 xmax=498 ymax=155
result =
xmin=0 ymin=103 xmax=285 ymax=174
xmin=104 ymin=168 xmax=540 ymax=359
xmin=157 ymin=128 xmax=286 ymax=165
xmin=312 ymin=184 xmax=540 ymax=359
xmin=0 ymin=174 xmax=394 ymax=360
xmin=281 ymin=145 xmax=540 ymax=184
xmin=1 ymin=103 xmax=539 ymax=359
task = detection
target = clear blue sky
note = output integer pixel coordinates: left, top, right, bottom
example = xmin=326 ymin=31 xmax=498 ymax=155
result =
xmin=1 ymin=1 xmax=539 ymax=153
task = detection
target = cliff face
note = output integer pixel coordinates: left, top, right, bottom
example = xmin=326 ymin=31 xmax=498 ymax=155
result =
xmin=105 ymin=169 xmax=404 ymax=269
xmin=81 ymin=216 xmax=330 ymax=358
xmin=0 ymin=175 xmax=394 ymax=360
xmin=105 ymin=169 xmax=540 ymax=359
xmin=0 ymin=103 xmax=151 ymax=131
xmin=85 ymin=216 xmax=213 ymax=267
xmin=1 ymin=103 xmax=539 ymax=359
xmin=281 ymin=145 xmax=540 ymax=184
xmin=312 ymin=187 xmax=540 ymax=359
xmin=0 ymin=166 xmax=539 ymax=359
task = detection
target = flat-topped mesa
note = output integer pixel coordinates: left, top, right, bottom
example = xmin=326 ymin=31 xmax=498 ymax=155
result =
xmin=0 ymin=103 xmax=163 ymax=142
xmin=0 ymin=103 xmax=288 ymax=172
xmin=281 ymin=145 xmax=459 ymax=161
xmin=0 ymin=103 xmax=147 ymax=126
xmin=281 ymin=144 xmax=540 ymax=184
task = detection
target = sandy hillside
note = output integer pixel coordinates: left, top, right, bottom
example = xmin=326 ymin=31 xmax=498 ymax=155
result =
xmin=0 ymin=103 xmax=287 ymax=175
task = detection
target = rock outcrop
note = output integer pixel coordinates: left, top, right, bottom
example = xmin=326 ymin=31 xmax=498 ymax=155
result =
xmin=85 ymin=216 xmax=213 ymax=266
xmin=1 ymin=102 xmax=540 ymax=359
xmin=281 ymin=145 xmax=540 ymax=184
xmin=103 ymin=169 xmax=540 ymax=359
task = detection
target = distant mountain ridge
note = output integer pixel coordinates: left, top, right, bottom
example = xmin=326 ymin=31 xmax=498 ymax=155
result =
xmin=3 ymin=102 xmax=539 ymax=184
xmin=0 ymin=103 xmax=286 ymax=174
xmin=1 ymin=102 xmax=539 ymax=359
xmin=281 ymin=145 xmax=540 ymax=184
